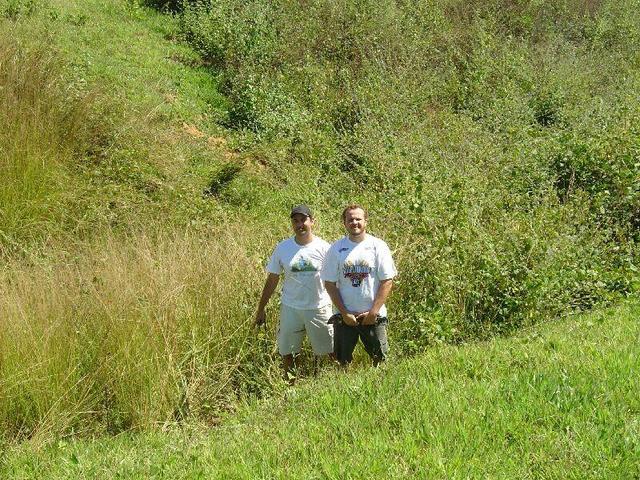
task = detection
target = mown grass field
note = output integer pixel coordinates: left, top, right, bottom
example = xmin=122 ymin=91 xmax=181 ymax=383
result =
xmin=3 ymin=301 xmax=639 ymax=478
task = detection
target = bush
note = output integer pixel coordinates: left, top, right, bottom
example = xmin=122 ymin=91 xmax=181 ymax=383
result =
xmin=0 ymin=0 xmax=41 ymax=19
xmin=138 ymin=0 xmax=189 ymax=13
xmin=173 ymin=0 xmax=640 ymax=351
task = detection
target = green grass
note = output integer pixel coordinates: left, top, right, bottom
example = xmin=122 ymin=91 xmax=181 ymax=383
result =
xmin=3 ymin=302 xmax=638 ymax=478
xmin=1 ymin=0 xmax=640 ymax=447
xmin=1 ymin=0 xmax=235 ymax=243
xmin=46 ymin=0 xmax=227 ymax=125
xmin=0 ymin=0 xmax=288 ymax=440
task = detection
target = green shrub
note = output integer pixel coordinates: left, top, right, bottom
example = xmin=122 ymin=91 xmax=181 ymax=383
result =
xmin=0 ymin=0 xmax=41 ymax=19
xmin=551 ymin=106 xmax=640 ymax=234
xmin=173 ymin=0 xmax=640 ymax=351
xmin=138 ymin=0 xmax=190 ymax=12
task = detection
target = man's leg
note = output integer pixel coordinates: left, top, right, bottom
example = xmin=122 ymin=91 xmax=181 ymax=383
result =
xmin=333 ymin=318 xmax=360 ymax=366
xmin=277 ymin=305 xmax=305 ymax=383
xmin=358 ymin=317 xmax=389 ymax=366
xmin=304 ymin=305 xmax=335 ymax=375
xmin=282 ymin=354 xmax=296 ymax=383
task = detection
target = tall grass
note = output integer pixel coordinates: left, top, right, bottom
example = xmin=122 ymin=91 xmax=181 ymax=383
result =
xmin=0 ymin=29 xmax=95 ymax=254
xmin=1 ymin=0 xmax=639 ymax=442
xmin=0 ymin=2 xmax=288 ymax=441
xmin=0 ymin=227 xmax=283 ymax=441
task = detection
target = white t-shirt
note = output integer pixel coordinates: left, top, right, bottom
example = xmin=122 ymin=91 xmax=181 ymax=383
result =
xmin=321 ymin=234 xmax=397 ymax=317
xmin=266 ymin=237 xmax=331 ymax=310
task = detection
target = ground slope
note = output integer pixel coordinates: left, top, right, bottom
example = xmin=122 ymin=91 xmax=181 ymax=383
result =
xmin=3 ymin=302 xmax=639 ymax=479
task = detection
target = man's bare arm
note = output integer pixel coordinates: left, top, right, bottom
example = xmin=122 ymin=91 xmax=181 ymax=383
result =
xmin=255 ymin=273 xmax=280 ymax=325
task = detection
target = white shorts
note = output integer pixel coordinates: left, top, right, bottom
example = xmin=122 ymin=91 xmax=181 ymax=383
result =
xmin=277 ymin=304 xmax=334 ymax=356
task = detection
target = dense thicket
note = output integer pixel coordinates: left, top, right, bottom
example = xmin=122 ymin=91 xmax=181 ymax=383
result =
xmin=173 ymin=0 xmax=639 ymax=345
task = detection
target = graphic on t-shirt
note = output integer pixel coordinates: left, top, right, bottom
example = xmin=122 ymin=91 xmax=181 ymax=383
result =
xmin=291 ymin=257 xmax=318 ymax=272
xmin=343 ymin=260 xmax=372 ymax=287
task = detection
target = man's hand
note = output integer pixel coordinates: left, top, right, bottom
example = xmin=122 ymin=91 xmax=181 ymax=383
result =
xmin=254 ymin=309 xmax=266 ymax=326
xmin=357 ymin=311 xmax=377 ymax=325
xmin=342 ymin=313 xmax=359 ymax=326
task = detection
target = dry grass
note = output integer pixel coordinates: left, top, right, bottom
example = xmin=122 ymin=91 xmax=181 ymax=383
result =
xmin=0 ymin=226 xmax=281 ymax=441
xmin=0 ymin=9 xmax=284 ymax=443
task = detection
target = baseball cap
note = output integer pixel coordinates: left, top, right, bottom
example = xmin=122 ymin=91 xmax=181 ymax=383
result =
xmin=290 ymin=204 xmax=312 ymax=218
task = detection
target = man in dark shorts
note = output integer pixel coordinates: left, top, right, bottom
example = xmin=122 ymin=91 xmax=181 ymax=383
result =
xmin=321 ymin=204 xmax=397 ymax=366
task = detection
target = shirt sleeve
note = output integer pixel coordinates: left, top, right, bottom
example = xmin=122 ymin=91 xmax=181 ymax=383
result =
xmin=266 ymin=244 xmax=282 ymax=274
xmin=376 ymin=241 xmax=397 ymax=280
xmin=320 ymin=245 xmax=339 ymax=282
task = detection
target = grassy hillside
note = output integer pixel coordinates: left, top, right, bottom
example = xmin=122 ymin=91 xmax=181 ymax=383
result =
xmin=0 ymin=0 xmax=231 ymax=246
xmin=3 ymin=301 xmax=639 ymax=478
xmin=1 ymin=0 xmax=639 ymax=440
xmin=0 ymin=0 xmax=284 ymax=441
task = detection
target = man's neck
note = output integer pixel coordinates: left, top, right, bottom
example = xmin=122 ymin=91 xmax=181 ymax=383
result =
xmin=294 ymin=233 xmax=314 ymax=245
xmin=348 ymin=233 xmax=366 ymax=243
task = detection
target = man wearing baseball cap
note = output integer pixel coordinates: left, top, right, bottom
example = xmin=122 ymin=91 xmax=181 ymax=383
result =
xmin=255 ymin=205 xmax=334 ymax=382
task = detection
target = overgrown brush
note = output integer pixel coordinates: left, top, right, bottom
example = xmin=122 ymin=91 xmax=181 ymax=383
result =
xmin=0 ymin=227 xmax=283 ymax=441
xmin=174 ymin=0 xmax=640 ymax=348
xmin=0 ymin=0 xmax=41 ymax=19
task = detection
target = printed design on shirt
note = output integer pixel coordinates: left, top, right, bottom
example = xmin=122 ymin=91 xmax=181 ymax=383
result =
xmin=291 ymin=256 xmax=318 ymax=272
xmin=343 ymin=259 xmax=372 ymax=287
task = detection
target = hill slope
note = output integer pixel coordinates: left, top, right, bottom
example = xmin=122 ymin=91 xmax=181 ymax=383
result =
xmin=3 ymin=302 xmax=639 ymax=478
xmin=1 ymin=0 xmax=639 ymax=442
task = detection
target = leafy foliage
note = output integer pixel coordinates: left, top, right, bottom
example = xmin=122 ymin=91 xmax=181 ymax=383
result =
xmin=174 ymin=0 xmax=640 ymax=350
xmin=1 ymin=0 xmax=640 ymax=439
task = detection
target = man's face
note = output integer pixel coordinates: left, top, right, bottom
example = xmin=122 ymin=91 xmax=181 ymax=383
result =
xmin=343 ymin=208 xmax=367 ymax=237
xmin=291 ymin=213 xmax=313 ymax=236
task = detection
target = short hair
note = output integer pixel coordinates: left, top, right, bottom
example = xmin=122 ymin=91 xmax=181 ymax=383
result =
xmin=342 ymin=204 xmax=368 ymax=222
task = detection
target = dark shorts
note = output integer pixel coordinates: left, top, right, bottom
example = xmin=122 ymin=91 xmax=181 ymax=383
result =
xmin=329 ymin=314 xmax=389 ymax=365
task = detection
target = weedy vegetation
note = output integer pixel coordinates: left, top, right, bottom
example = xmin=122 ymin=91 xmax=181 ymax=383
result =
xmin=0 ymin=0 xmax=639 ymax=450
xmin=3 ymin=302 xmax=639 ymax=478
